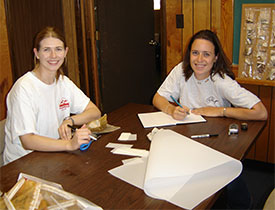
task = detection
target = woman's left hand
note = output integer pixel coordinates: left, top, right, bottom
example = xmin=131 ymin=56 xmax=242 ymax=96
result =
xmin=192 ymin=107 xmax=223 ymax=117
xmin=58 ymin=120 xmax=73 ymax=140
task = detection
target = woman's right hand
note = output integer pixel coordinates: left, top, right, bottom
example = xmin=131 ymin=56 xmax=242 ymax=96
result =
xmin=171 ymin=105 xmax=190 ymax=120
xmin=69 ymin=124 xmax=91 ymax=150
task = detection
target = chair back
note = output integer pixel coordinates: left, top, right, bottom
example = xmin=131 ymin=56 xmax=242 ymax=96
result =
xmin=263 ymin=188 xmax=275 ymax=210
xmin=0 ymin=119 xmax=6 ymax=166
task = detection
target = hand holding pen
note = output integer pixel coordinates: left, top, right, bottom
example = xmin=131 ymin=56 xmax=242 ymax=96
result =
xmin=170 ymin=96 xmax=190 ymax=120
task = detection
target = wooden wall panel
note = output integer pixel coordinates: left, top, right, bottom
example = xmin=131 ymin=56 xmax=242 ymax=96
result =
xmin=62 ymin=0 xmax=80 ymax=87
xmin=165 ymin=0 xmax=183 ymax=74
xmin=242 ymin=84 xmax=258 ymax=159
xmin=181 ymin=0 xmax=193 ymax=59
xmin=194 ymin=0 xmax=211 ymax=33
xmin=211 ymin=0 xmax=221 ymax=34
xmin=0 ymin=0 xmax=13 ymax=120
xmin=219 ymin=0 xmax=234 ymax=62
xmin=242 ymin=84 xmax=274 ymax=163
xmin=255 ymin=86 xmax=271 ymax=161
xmin=5 ymin=0 xmax=64 ymax=81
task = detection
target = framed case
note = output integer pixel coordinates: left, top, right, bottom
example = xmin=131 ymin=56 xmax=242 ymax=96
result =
xmin=238 ymin=4 xmax=275 ymax=86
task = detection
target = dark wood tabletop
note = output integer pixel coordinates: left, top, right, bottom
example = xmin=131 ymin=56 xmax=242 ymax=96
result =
xmin=0 ymin=103 xmax=266 ymax=209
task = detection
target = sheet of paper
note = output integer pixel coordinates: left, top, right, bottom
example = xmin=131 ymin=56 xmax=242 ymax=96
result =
xmin=118 ymin=132 xmax=137 ymax=141
xmin=109 ymin=129 xmax=242 ymax=210
xmin=138 ymin=111 xmax=206 ymax=128
xmin=111 ymin=147 xmax=149 ymax=157
xmin=105 ymin=143 xmax=133 ymax=149
xmin=122 ymin=157 xmax=144 ymax=165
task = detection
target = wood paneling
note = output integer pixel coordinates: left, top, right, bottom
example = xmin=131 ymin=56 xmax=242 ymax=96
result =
xmin=0 ymin=0 xmax=13 ymax=120
xmin=211 ymin=0 xmax=221 ymax=34
xmin=62 ymin=0 xmax=80 ymax=87
xmin=85 ymin=0 xmax=101 ymax=106
xmin=194 ymin=0 xmax=211 ymax=32
xmin=234 ymin=84 xmax=274 ymax=163
xmin=164 ymin=0 xmax=183 ymax=74
xmin=5 ymin=0 xmax=64 ymax=81
xmin=181 ymin=0 xmax=193 ymax=62
xmin=219 ymin=0 xmax=234 ymax=62
xmin=242 ymin=84 xmax=259 ymax=159
xmin=256 ymin=86 xmax=271 ymax=161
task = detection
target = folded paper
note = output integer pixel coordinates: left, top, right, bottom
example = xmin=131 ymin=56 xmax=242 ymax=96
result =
xmin=109 ymin=129 xmax=242 ymax=209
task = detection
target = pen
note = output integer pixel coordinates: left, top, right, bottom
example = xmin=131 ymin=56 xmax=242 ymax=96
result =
xmin=67 ymin=124 xmax=97 ymax=141
xmin=191 ymin=134 xmax=219 ymax=139
xmin=170 ymin=95 xmax=190 ymax=115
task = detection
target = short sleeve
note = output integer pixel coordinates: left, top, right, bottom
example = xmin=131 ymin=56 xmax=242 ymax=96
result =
xmin=6 ymin=81 xmax=38 ymax=143
xmin=63 ymin=76 xmax=90 ymax=114
xmin=216 ymin=76 xmax=260 ymax=109
xmin=157 ymin=63 xmax=184 ymax=101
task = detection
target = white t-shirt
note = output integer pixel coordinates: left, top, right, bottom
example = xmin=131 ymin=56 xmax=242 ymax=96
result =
xmin=3 ymin=72 xmax=90 ymax=164
xmin=158 ymin=62 xmax=260 ymax=109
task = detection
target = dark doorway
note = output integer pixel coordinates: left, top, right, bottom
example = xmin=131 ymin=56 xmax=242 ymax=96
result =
xmin=96 ymin=0 xmax=161 ymax=113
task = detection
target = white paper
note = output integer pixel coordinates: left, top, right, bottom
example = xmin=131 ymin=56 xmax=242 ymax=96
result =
xmin=111 ymin=147 xmax=149 ymax=157
xmin=105 ymin=143 xmax=133 ymax=149
xmin=122 ymin=157 xmax=144 ymax=165
xmin=118 ymin=132 xmax=137 ymax=141
xmin=109 ymin=129 xmax=242 ymax=209
xmin=138 ymin=111 xmax=206 ymax=128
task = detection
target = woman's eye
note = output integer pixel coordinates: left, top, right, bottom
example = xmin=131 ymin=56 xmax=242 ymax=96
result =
xmin=192 ymin=51 xmax=199 ymax=55
xmin=56 ymin=47 xmax=63 ymax=51
xmin=204 ymin=52 xmax=210 ymax=57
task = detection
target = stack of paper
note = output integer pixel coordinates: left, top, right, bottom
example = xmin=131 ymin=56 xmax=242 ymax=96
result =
xmin=109 ymin=129 xmax=242 ymax=209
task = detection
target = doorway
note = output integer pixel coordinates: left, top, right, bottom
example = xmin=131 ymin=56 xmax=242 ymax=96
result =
xmin=95 ymin=0 xmax=161 ymax=113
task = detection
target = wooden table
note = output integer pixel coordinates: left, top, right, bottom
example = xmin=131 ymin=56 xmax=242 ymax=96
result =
xmin=0 ymin=103 xmax=266 ymax=209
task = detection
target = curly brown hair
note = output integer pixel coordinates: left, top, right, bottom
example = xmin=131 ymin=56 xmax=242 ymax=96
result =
xmin=182 ymin=29 xmax=234 ymax=81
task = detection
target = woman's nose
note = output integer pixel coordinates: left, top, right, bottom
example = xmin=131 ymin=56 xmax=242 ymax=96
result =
xmin=197 ymin=53 xmax=203 ymax=61
xmin=50 ymin=50 xmax=57 ymax=58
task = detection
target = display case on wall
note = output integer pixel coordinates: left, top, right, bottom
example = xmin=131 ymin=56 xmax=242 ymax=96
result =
xmin=238 ymin=4 xmax=275 ymax=86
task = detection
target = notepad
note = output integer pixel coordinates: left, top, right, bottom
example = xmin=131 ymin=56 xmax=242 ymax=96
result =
xmin=138 ymin=111 xmax=206 ymax=128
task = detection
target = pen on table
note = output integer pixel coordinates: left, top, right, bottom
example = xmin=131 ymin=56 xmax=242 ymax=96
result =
xmin=191 ymin=134 xmax=219 ymax=139
xmin=67 ymin=124 xmax=97 ymax=141
xmin=170 ymin=95 xmax=190 ymax=115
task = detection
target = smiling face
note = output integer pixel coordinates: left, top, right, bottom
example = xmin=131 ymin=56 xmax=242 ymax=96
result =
xmin=190 ymin=38 xmax=217 ymax=80
xmin=34 ymin=37 xmax=68 ymax=73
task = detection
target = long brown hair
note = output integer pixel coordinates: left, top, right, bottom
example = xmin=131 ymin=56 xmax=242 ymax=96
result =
xmin=182 ymin=30 xmax=234 ymax=81
xmin=33 ymin=26 xmax=67 ymax=81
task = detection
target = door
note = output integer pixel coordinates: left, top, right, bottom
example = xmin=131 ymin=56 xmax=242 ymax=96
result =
xmin=96 ymin=0 xmax=161 ymax=113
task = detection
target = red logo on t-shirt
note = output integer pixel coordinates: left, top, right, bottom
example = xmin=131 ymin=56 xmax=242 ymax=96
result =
xmin=59 ymin=98 xmax=70 ymax=110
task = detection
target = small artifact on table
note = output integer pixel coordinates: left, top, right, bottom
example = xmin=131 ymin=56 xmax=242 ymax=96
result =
xmin=87 ymin=114 xmax=120 ymax=135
